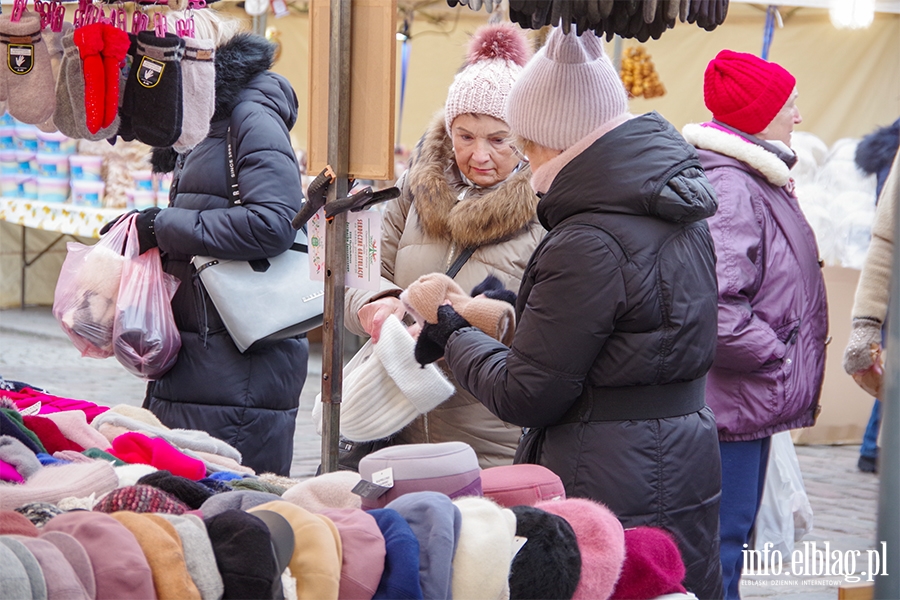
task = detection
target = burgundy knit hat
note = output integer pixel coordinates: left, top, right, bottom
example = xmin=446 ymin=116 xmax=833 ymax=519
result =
xmin=610 ymin=526 xmax=687 ymax=600
xmin=93 ymin=484 xmax=190 ymax=515
xmin=703 ymin=49 xmax=795 ymax=135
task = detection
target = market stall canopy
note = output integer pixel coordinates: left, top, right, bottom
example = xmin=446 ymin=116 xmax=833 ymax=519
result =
xmin=730 ymin=0 xmax=899 ymax=12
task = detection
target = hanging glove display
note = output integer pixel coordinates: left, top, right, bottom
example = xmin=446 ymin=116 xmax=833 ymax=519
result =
xmin=121 ymin=30 xmax=185 ymax=147
xmin=173 ymin=37 xmax=215 ymax=153
xmin=0 ymin=11 xmax=57 ymax=125
xmin=37 ymin=22 xmax=73 ymax=133
xmin=54 ymin=28 xmax=119 ymax=141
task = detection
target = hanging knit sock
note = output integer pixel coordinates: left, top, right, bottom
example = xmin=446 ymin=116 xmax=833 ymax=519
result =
xmin=125 ymin=31 xmax=185 ymax=147
xmin=0 ymin=11 xmax=56 ymax=125
xmin=36 ymin=22 xmax=73 ymax=133
xmin=73 ymin=23 xmax=106 ymax=135
xmin=100 ymin=24 xmax=130 ymax=131
xmin=173 ymin=37 xmax=214 ymax=153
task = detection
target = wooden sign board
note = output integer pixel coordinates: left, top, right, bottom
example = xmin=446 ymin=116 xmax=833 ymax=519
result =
xmin=308 ymin=0 xmax=397 ymax=181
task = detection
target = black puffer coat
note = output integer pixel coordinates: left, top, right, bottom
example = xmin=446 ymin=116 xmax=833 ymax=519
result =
xmin=143 ymin=34 xmax=307 ymax=476
xmin=445 ymin=113 xmax=724 ymax=598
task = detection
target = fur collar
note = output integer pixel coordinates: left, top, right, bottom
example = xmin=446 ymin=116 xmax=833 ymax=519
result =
xmin=212 ymin=33 xmax=274 ymax=121
xmin=407 ymin=113 xmax=539 ymax=248
xmin=682 ymin=123 xmax=791 ymax=187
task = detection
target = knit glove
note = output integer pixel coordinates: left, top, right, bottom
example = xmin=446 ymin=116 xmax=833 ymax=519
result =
xmin=135 ymin=207 xmax=162 ymax=255
xmin=843 ymin=319 xmax=883 ymax=375
xmin=99 ymin=209 xmax=137 ymax=236
xmin=415 ymin=304 xmax=471 ymax=366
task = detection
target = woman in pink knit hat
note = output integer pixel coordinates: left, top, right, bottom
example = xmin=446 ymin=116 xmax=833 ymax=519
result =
xmin=342 ymin=23 xmax=543 ymax=469
xmin=416 ymin=26 xmax=724 ymax=599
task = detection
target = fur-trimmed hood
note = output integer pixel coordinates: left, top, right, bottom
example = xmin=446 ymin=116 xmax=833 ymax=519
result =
xmin=406 ymin=113 xmax=538 ymax=248
xmin=682 ymin=122 xmax=791 ymax=187
xmin=855 ymin=118 xmax=900 ymax=176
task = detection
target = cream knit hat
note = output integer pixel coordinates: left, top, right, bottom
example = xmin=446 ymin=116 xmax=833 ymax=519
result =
xmin=444 ymin=22 xmax=532 ymax=134
xmin=311 ymin=315 xmax=455 ymax=442
xmin=506 ymin=27 xmax=629 ymax=151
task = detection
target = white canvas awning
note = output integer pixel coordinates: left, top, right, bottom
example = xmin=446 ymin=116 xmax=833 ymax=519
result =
xmin=730 ymin=0 xmax=900 ymax=13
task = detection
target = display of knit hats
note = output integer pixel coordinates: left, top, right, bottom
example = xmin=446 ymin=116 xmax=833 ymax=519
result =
xmin=0 ymin=537 xmax=41 ymax=599
xmin=357 ymin=441 xmax=482 ymax=510
xmin=311 ymin=315 xmax=454 ymax=443
xmin=320 ymin=508 xmax=387 ymax=600
xmin=39 ymin=530 xmax=97 ymax=600
xmin=42 ymin=510 xmax=156 ymax=600
xmin=506 ymin=26 xmax=630 ymax=153
xmin=443 ymin=22 xmax=532 ymax=133
xmin=11 ymin=534 xmax=93 ymax=600
xmin=282 ymin=470 xmax=362 ymax=512
xmin=0 ymin=460 xmax=118 ymax=511
xmin=249 ymin=500 xmax=343 ymax=600
xmin=610 ymin=526 xmax=689 ymax=600
xmin=401 ymin=273 xmax=516 ymax=344
xmin=158 ymin=513 xmax=225 ymax=600
xmin=703 ymin=49 xmax=796 ymax=136
xmin=14 ymin=502 xmax=64 ymax=528
xmin=110 ymin=431 xmax=206 ymax=480
xmin=44 ymin=409 xmax=112 ymax=451
xmin=508 ymin=505 xmax=582 ymax=600
xmin=138 ymin=469 xmax=215 ymax=509
xmin=22 ymin=415 xmax=84 ymax=453
xmin=204 ymin=508 xmax=285 ymax=600
xmin=536 ymin=497 xmax=626 ymax=600
xmin=111 ymin=511 xmax=202 ymax=600
xmin=199 ymin=489 xmax=284 ymax=518
xmin=480 ymin=463 xmax=566 ymax=508
xmin=450 ymin=496 xmax=517 ymax=600
xmin=245 ymin=509 xmax=297 ymax=600
xmin=93 ymin=484 xmax=191 ymax=515
xmin=386 ymin=491 xmax=461 ymax=600
xmin=0 ymin=535 xmax=48 ymax=600
xmin=1 ymin=509 xmax=39 ymax=536
xmin=0 ymin=434 xmax=42 ymax=479
xmin=367 ymin=508 xmax=424 ymax=600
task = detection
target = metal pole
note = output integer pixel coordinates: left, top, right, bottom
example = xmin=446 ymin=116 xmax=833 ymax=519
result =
xmin=319 ymin=0 xmax=351 ymax=474
xmin=252 ymin=13 xmax=267 ymax=37
xmin=875 ymin=184 xmax=900 ymax=598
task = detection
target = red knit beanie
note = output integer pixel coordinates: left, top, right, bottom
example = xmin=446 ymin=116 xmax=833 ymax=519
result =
xmin=703 ymin=49 xmax=795 ymax=135
xmin=610 ymin=526 xmax=687 ymax=600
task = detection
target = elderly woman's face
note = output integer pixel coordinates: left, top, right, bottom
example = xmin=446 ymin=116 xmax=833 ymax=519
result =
xmin=450 ymin=114 xmax=520 ymax=188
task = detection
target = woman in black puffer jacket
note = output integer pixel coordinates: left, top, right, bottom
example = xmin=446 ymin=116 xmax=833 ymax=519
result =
xmin=140 ymin=21 xmax=306 ymax=476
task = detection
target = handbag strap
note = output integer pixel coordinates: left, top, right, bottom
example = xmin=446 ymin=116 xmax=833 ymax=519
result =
xmin=226 ymin=126 xmax=241 ymax=206
xmin=445 ymin=246 xmax=475 ymax=279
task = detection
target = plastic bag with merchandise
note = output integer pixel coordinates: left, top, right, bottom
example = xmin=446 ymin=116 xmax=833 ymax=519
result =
xmin=112 ymin=218 xmax=181 ymax=379
xmin=52 ymin=214 xmax=133 ymax=358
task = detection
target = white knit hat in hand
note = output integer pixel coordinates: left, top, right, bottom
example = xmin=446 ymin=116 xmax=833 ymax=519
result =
xmin=506 ymin=27 xmax=629 ymax=151
xmin=444 ymin=22 xmax=532 ymax=134
xmin=311 ymin=315 xmax=454 ymax=442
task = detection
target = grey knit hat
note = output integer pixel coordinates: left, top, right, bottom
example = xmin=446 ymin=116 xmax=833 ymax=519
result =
xmin=506 ymin=27 xmax=629 ymax=151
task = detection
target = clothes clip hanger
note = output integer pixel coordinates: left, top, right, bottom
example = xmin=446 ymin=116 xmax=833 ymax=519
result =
xmin=108 ymin=6 xmax=127 ymax=31
xmin=10 ymin=0 xmax=27 ymax=23
xmin=176 ymin=15 xmax=194 ymax=38
xmin=153 ymin=12 xmax=167 ymax=37
xmin=132 ymin=8 xmax=149 ymax=35
xmin=188 ymin=0 xmax=206 ymax=8
xmin=33 ymin=0 xmax=49 ymax=29
xmin=49 ymin=1 xmax=64 ymax=32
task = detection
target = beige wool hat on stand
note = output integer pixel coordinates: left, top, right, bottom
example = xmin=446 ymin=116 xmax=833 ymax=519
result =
xmin=311 ymin=315 xmax=455 ymax=442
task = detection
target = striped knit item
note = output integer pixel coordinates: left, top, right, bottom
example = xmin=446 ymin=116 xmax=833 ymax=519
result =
xmin=94 ymin=484 xmax=189 ymax=515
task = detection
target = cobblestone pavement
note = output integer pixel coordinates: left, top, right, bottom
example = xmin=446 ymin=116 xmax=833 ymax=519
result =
xmin=0 ymin=307 xmax=883 ymax=599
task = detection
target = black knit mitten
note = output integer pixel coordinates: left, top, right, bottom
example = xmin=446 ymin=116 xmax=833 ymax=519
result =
xmin=415 ymin=304 xmax=471 ymax=366
xmin=122 ymin=31 xmax=185 ymax=147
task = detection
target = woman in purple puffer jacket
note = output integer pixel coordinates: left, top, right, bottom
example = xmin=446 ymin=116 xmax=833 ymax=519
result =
xmin=683 ymin=49 xmax=829 ymax=600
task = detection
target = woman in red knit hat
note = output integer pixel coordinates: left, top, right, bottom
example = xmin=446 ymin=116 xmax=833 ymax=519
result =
xmin=682 ymin=49 xmax=828 ymax=599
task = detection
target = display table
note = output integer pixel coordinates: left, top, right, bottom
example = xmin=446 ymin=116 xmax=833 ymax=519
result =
xmin=0 ymin=198 xmax=122 ymax=308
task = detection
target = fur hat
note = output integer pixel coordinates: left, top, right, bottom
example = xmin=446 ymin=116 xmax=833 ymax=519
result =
xmin=703 ymin=49 xmax=795 ymax=135
xmin=536 ymin=498 xmax=626 ymax=600
xmin=610 ymin=526 xmax=688 ymax=600
xmin=508 ymin=505 xmax=582 ymax=600
xmin=506 ymin=27 xmax=629 ymax=152
xmin=401 ymin=273 xmax=515 ymax=344
xmin=311 ymin=315 xmax=455 ymax=442
xmin=281 ymin=470 xmax=362 ymax=513
xmin=444 ymin=22 xmax=532 ymax=134
xmin=451 ymin=496 xmax=518 ymax=600
xmin=93 ymin=484 xmax=191 ymax=515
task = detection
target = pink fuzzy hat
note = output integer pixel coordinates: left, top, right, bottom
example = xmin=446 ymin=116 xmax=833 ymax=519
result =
xmin=610 ymin=526 xmax=688 ymax=600
xmin=536 ymin=497 xmax=626 ymax=600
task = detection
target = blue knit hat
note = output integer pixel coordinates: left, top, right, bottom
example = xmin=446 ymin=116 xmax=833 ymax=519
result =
xmin=368 ymin=508 xmax=424 ymax=600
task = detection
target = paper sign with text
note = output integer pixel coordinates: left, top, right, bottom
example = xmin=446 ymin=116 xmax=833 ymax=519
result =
xmin=307 ymin=207 xmax=382 ymax=292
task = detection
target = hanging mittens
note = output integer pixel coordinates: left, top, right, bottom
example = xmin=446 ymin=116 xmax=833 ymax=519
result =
xmin=115 ymin=33 xmax=138 ymax=142
xmin=172 ymin=37 xmax=214 ymax=153
xmin=37 ymin=22 xmax=74 ymax=133
xmin=122 ymin=31 xmax=185 ymax=148
xmin=54 ymin=28 xmax=119 ymax=141
xmin=73 ymin=23 xmax=105 ymax=134
xmin=0 ymin=11 xmax=56 ymax=125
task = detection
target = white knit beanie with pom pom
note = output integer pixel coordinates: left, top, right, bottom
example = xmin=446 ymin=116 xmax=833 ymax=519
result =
xmin=444 ymin=22 xmax=532 ymax=134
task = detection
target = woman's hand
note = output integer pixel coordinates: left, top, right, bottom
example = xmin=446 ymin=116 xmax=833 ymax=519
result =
xmin=357 ymin=296 xmax=406 ymax=343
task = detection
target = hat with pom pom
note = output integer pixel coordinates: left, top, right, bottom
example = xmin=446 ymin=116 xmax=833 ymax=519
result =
xmin=444 ymin=22 xmax=532 ymax=133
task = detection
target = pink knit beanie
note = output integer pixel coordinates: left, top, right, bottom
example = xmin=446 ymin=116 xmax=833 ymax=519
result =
xmin=444 ymin=22 xmax=532 ymax=134
xmin=507 ymin=27 xmax=629 ymax=151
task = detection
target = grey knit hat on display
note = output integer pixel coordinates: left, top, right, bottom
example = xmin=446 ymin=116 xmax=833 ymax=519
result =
xmin=506 ymin=27 xmax=629 ymax=151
